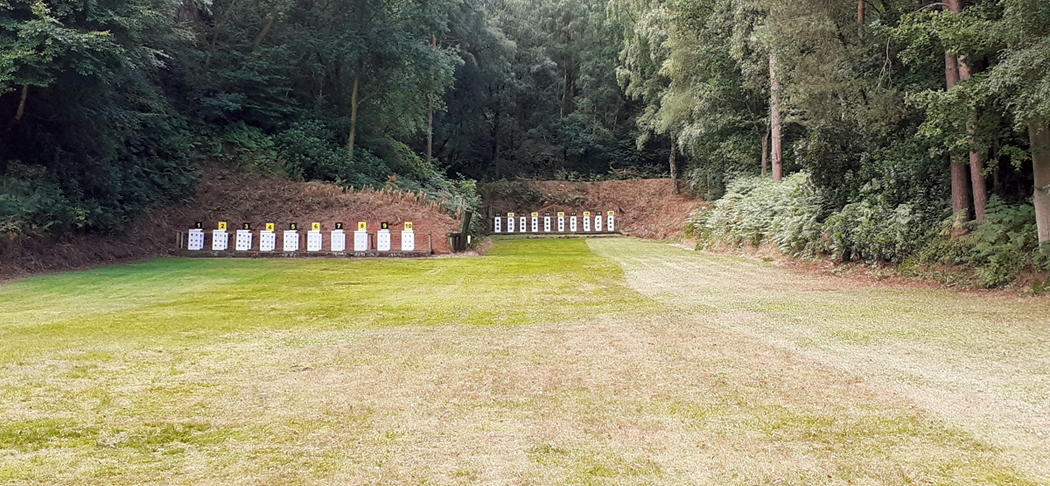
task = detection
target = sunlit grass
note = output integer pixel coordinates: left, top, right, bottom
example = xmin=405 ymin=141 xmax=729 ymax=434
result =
xmin=0 ymin=238 xmax=1045 ymax=484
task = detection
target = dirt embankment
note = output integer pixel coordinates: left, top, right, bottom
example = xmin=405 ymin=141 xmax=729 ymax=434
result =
xmin=0 ymin=165 xmax=459 ymax=281
xmin=479 ymin=179 xmax=707 ymax=239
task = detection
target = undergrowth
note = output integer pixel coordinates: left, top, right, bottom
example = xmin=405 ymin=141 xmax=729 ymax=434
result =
xmin=687 ymin=173 xmax=1050 ymax=289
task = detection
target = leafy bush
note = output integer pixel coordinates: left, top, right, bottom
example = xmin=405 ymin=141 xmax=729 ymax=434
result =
xmin=918 ymin=198 xmax=1043 ymax=288
xmin=687 ymin=173 xmax=825 ymax=256
xmin=824 ymin=202 xmax=937 ymax=262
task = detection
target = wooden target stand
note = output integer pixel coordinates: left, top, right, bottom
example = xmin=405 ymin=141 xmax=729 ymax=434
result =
xmin=177 ymin=221 xmax=434 ymax=258
xmin=487 ymin=210 xmax=622 ymax=238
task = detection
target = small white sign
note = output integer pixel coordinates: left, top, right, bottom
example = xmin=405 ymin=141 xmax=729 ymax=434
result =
xmin=402 ymin=230 xmax=415 ymax=251
xmin=607 ymin=211 xmax=615 ymax=232
xmin=212 ymin=230 xmax=228 ymax=251
xmin=330 ymin=230 xmax=346 ymax=252
xmin=188 ymin=229 xmax=204 ymax=251
xmin=583 ymin=215 xmax=591 ymax=232
xmin=283 ymin=230 xmax=300 ymax=252
xmin=595 ymin=215 xmax=602 ymax=232
xmin=354 ymin=230 xmax=369 ymax=251
xmin=570 ymin=216 xmax=577 ymax=233
xmin=519 ymin=216 xmax=526 ymax=233
xmin=531 ymin=215 xmax=538 ymax=233
xmin=260 ymin=231 xmax=276 ymax=252
xmin=377 ymin=229 xmax=391 ymax=251
xmin=494 ymin=217 xmax=502 ymax=233
xmin=557 ymin=215 xmax=565 ymax=233
xmin=307 ymin=231 xmax=323 ymax=252
xmin=543 ymin=215 xmax=551 ymax=232
xmin=236 ymin=230 xmax=253 ymax=251
xmin=507 ymin=216 xmax=515 ymax=233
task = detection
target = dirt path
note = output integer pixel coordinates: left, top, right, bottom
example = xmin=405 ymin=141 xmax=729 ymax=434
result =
xmin=590 ymin=238 xmax=1050 ymax=483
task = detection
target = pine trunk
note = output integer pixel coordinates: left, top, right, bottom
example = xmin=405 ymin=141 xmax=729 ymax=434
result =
xmin=1030 ymin=119 xmax=1050 ymax=247
xmin=858 ymin=0 xmax=865 ymax=37
xmin=348 ymin=75 xmax=359 ymax=161
xmin=14 ymin=84 xmax=28 ymax=123
xmin=945 ymin=51 xmax=970 ymax=233
xmin=761 ymin=121 xmax=769 ymax=177
xmin=670 ymin=136 xmax=679 ymax=194
xmin=426 ymin=97 xmax=433 ymax=166
xmin=769 ymin=53 xmax=783 ymax=182
xmin=958 ymin=59 xmax=987 ymax=220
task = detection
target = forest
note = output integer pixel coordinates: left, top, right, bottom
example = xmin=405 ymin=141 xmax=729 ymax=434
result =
xmin=2 ymin=0 xmax=1050 ymax=285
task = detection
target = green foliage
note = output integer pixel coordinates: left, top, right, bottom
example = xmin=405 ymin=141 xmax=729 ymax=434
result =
xmin=688 ymin=173 xmax=825 ymax=257
xmin=825 ymin=202 xmax=937 ymax=263
xmin=691 ymin=172 xmax=942 ymax=265
xmin=918 ymin=198 xmax=1043 ymax=288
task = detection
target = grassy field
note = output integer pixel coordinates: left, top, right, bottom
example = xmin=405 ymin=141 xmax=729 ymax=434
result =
xmin=1 ymin=238 xmax=1047 ymax=485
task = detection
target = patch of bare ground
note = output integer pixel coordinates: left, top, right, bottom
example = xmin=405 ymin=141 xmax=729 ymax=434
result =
xmin=591 ymin=238 xmax=1050 ymax=484
xmin=480 ymin=179 xmax=708 ymax=239
xmin=0 ymin=163 xmax=460 ymax=281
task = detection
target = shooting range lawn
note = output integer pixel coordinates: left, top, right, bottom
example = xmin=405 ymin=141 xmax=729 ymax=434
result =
xmin=1 ymin=239 xmax=1048 ymax=484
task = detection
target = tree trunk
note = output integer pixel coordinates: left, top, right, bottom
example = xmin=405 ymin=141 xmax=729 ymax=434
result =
xmin=426 ymin=36 xmax=436 ymax=166
xmin=14 ymin=84 xmax=28 ymax=123
xmin=348 ymin=75 xmax=359 ymax=161
xmin=958 ymin=59 xmax=988 ymax=220
xmin=858 ymin=0 xmax=865 ymax=37
xmin=761 ymin=121 xmax=769 ymax=177
xmin=426 ymin=97 xmax=433 ymax=166
xmin=945 ymin=51 xmax=970 ymax=233
xmin=491 ymin=97 xmax=501 ymax=179
xmin=769 ymin=53 xmax=783 ymax=182
xmin=252 ymin=6 xmax=280 ymax=53
xmin=670 ymin=135 xmax=679 ymax=194
xmin=1030 ymin=118 xmax=1050 ymax=247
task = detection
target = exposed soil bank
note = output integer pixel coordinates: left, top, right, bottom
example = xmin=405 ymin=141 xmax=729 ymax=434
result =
xmin=0 ymin=165 xmax=458 ymax=281
xmin=479 ymin=179 xmax=707 ymax=239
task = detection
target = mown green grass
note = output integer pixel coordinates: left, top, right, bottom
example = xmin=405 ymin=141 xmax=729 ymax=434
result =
xmin=1 ymin=238 xmax=1045 ymax=485
xmin=0 ymin=239 xmax=651 ymax=362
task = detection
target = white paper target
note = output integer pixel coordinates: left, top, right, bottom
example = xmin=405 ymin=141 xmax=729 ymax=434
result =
xmin=494 ymin=217 xmax=502 ymax=233
xmin=188 ymin=229 xmax=205 ymax=251
xmin=283 ymin=231 xmax=300 ymax=251
xmin=595 ymin=215 xmax=602 ymax=232
xmin=212 ymin=230 xmax=228 ymax=251
xmin=607 ymin=212 xmax=615 ymax=232
xmin=543 ymin=216 xmax=551 ymax=232
xmin=307 ymin=231 xmax=323 ymax=251
xmin=235 ymin=230 xmax=253 ymax=251
xmin=519 ymin=217 xmax=526 ymax=233
xmin=330 ymin=230 xmax=346 ymax=252
xmin=507 ymin=217 xmax=515 ymax=233
xmin=377 ymin=230 xmax=391 ymax=251
xmin=354 ymin=230 xmax=369 ymax=251
xmin=583 ymin=217 xmax=591 ymax=232
xmin=531 ymin=217 xmax=538 ymax=233
xmin=570 ymin=217 xmax=577 ymax=233
xmin=401 ymin=230 xmax=415 ymax=251
xmin=260 ymin=231 xmax=276 ymax=252
xmin=558 ymin=216 xmax=565 ymax=232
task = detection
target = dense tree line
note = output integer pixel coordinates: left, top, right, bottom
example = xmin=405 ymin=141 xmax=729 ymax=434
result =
xmin=3 ymin=0 xmax=1050 ymax=276
xmin=612 ymin=0 xmax=1050 ymax=282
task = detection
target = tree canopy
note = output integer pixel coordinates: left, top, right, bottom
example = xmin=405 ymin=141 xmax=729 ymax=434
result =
xmin=3 ymin=0 xmax=1050 ymax=260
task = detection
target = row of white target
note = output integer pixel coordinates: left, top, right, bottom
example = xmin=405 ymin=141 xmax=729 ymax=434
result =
xmin=494 ymin=211 xmax=615 ymax=234
xmin=186 ymin=228 xmax=415 ymax=252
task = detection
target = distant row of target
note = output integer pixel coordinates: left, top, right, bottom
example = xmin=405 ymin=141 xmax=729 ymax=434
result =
xmin=186 ymin=222 xmax=415 ymax=252
xmin=493 ymin=211 xmax=615 ymax=234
